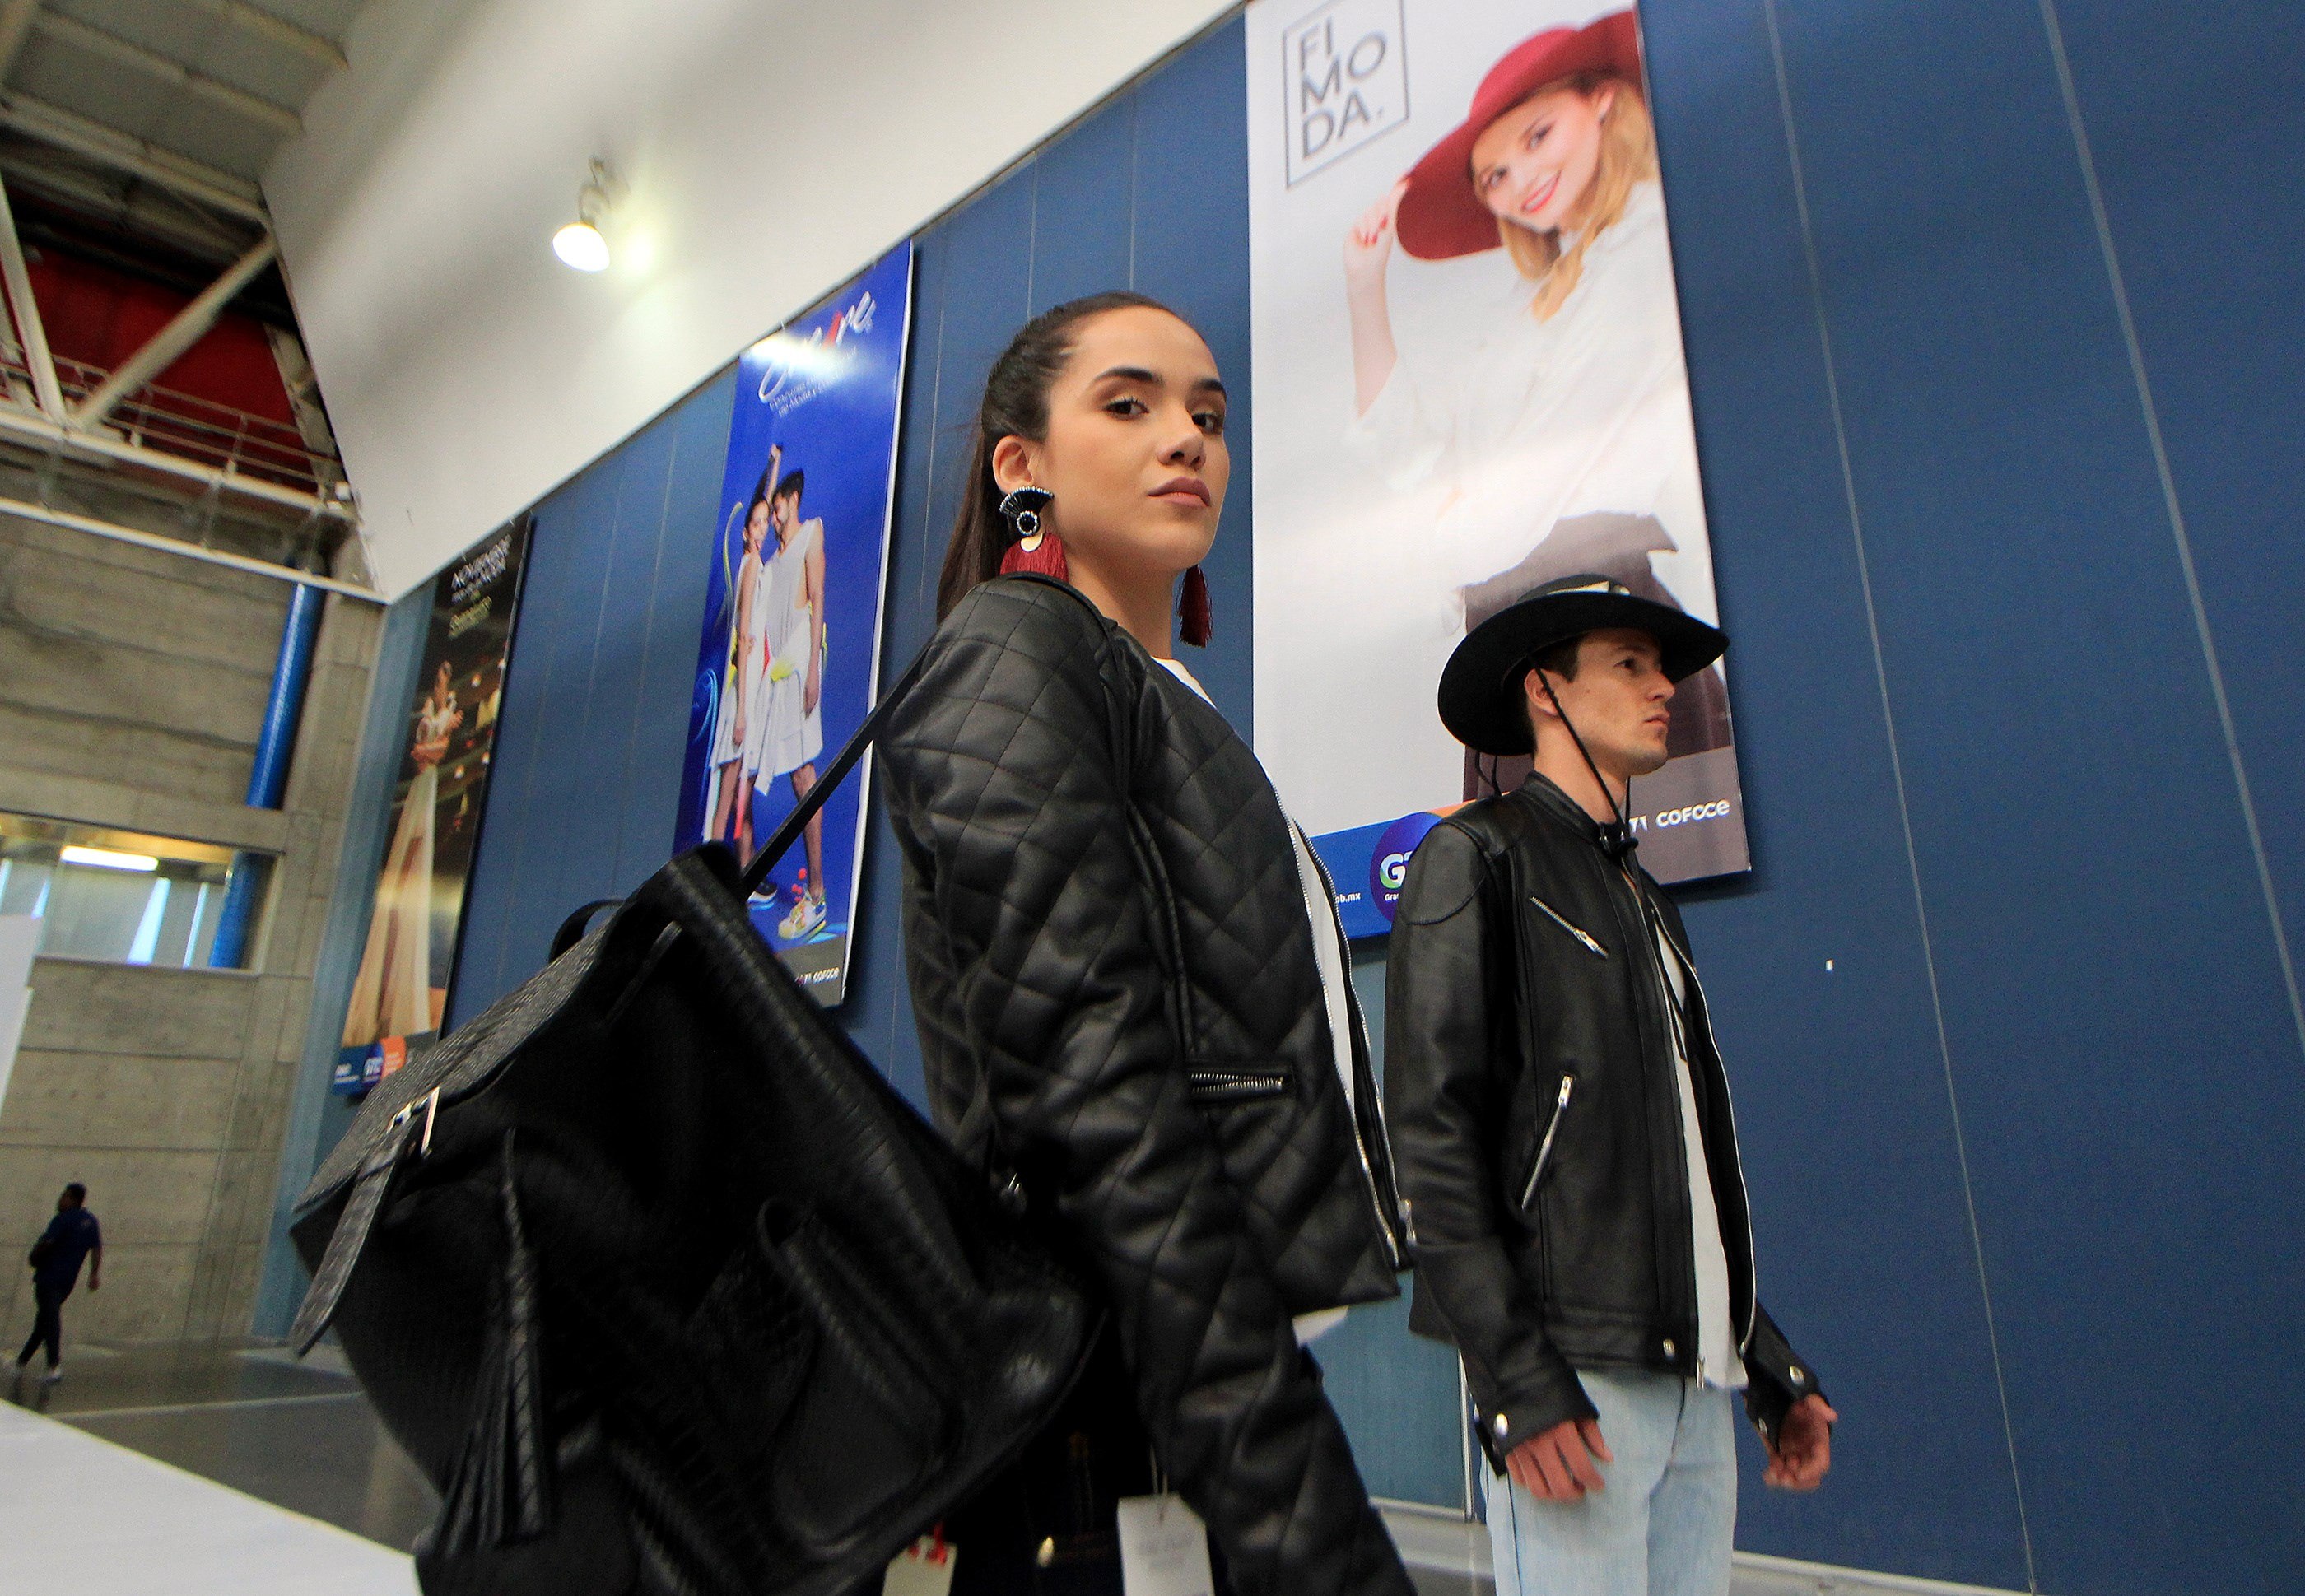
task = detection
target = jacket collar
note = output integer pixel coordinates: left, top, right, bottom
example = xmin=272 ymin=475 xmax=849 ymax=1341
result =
xmin=1513 ymin=771 xmax=1612 ymax=849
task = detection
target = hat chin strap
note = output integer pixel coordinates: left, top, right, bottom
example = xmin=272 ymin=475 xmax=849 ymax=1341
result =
xmin=1539 ymin=673 xmax=1637 ymax=862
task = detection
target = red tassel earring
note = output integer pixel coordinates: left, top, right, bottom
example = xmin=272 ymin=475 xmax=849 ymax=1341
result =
xmin=1178 ymin=565 xmax=1212 ymax=648
xmin=996 ymin=487 xmax=1066 ymax=581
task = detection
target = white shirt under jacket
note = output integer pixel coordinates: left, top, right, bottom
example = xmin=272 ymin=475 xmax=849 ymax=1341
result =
xmin=1347 ymin=179 xmax=1715 ymax=618
xmin=1654 ymin=919 xmax=1745 ymax=1390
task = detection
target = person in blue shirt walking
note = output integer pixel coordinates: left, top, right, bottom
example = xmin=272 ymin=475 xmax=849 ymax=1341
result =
xmin=16 ymin=1183 xmax=100 ymax=1384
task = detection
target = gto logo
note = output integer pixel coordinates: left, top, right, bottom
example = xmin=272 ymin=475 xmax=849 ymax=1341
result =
xmin=1368 ymin=809 xmax=1441 ymax=926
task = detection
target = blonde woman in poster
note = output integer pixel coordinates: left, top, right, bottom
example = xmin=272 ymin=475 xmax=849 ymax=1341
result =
xmin=342 ymin=663 xmax=461 ymax=1045
xmin=1339 ymin=9 xmax=1730 ymax=787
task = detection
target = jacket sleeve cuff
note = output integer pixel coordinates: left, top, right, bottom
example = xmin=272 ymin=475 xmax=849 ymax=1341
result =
xmin=1740 ymin=1303 xmax=1824 ymax=1446
xmin=1468 ymin=1346 xmax=1596 ymax=1474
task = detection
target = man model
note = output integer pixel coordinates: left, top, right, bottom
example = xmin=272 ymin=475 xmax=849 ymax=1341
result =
xmin=1386 ymin=575 xmax=1834 ymax=1594
xmin=15 ymin=1182 xmax=100 ymax=1384
xmin=753 ymin=468 xmax=827 ymax=939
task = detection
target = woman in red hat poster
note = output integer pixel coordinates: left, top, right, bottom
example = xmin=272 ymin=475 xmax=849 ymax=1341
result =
xmin=1247 ymin=2 xmax=1749 ymax=892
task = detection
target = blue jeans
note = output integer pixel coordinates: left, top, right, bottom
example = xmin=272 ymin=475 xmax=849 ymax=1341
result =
xmin=1484 ymin=1369 xmax=1736 ymax=1596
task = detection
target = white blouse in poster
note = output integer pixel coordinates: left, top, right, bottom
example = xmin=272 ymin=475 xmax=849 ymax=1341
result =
xmin=1246 ymin=0 xmax=1749 ymax=933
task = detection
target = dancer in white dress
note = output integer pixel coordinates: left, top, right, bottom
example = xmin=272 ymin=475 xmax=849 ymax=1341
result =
xmin=344 ymin=662 xmax=461 ymax=1045
xmin=706 ymin=448 xmax=777 ymax=857
xmin=752 ymin=468 xmax=827 ymax=938
xmin=1340 ymin=12 xmax=1730 ymax=793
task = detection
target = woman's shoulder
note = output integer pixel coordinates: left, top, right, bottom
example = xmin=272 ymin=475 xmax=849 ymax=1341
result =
xmin=935 ymin=575 xmax=1115 ymax=661
xmin=887 ymin=579 xmax=1129 ymax=792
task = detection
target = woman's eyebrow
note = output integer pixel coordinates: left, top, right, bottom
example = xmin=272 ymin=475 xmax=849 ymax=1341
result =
xmin=1092 ymin=366 xmax=1227 ymax=399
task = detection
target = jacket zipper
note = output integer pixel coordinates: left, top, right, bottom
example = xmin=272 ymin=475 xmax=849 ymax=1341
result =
xmin=1519 ymin=1074 xmax=1574 ymax=1209
xmin=1187 ymin=1068 xmax=1291 ymax=1104
xmin=1528 ymin=893 xmax=1608 ymax=959
xmin=1653 ymin=914 xmax=1760 ymax=1354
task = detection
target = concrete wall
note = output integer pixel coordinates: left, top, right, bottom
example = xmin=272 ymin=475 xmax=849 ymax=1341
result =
xmin=0 ymin=514 xmax=378 ymax=1345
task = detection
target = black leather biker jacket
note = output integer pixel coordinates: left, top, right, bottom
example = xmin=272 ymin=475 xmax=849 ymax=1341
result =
xmin=880 ymin=575 xmax=1411 ymax=1596
xmin=1385 ymin=774 xmax=1822 ymax=1470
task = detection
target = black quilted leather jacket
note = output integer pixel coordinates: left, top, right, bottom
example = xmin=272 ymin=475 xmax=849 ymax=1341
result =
xmin=1385 ymin=775 xmax=1823 ymax=1472
xmin=880 ymin=575 xmax=1412 ymax=1596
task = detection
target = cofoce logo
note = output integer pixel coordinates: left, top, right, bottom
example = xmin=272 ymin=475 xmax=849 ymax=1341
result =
xmin=1368 ymin=811 xmax=1442 ymax=927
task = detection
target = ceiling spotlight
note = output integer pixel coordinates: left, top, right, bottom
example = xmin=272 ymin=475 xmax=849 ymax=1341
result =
xmin=553 ymin=160 xmax=619 ymax=272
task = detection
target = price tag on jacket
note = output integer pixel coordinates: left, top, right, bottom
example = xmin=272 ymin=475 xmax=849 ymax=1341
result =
xmin=883 ymin=1533 xmax=956 ymax=1596
xmin=1117 ymin=1494 xmax=1213 ymax=1596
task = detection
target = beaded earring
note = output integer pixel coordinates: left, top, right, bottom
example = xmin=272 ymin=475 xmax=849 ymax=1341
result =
xmin=996 ymin=486 xmax=1064 ymax=580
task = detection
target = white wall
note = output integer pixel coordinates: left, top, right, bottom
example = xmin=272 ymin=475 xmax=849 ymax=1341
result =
xmin=268 ymin=0 xmax=1238 ymax=599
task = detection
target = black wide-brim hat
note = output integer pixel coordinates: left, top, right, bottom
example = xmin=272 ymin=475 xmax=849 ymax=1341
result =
xmin=1439 ymin=575 xmax=1728 ymax=756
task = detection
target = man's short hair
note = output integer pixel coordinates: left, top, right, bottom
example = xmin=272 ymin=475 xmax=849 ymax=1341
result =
xmin=62 ymin=1183 xmax=86 ymax=1202
xmin=771 ymin=470 xmax=804 ymax=505
xmin=1517 ymin=633 xmax=1586 ymax=741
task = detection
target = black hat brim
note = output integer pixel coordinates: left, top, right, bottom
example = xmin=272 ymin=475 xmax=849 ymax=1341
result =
xmin=1439 ymin=589 xmax=1727 ymax=757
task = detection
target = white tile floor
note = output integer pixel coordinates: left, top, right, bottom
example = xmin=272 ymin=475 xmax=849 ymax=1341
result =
xmin=0 ymin=1399 xmax=415 ymax=1594
xmin=1 ymin=1342 xmax=2008 ymax=1596
xmin=1377 ymin=1505 xmax=2024 ymax=1596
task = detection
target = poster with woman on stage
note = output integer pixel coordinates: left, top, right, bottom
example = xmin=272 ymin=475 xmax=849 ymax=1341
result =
xmin=337 ymin=516 xmax=531 ymax=1091
xmin=673 ymin=244 xmax=911 ymax=1005
xmin=1247 ymin=0 xmax=1748 ymax=933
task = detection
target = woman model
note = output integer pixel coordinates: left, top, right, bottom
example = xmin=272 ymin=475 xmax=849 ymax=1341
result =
xmin=342 ymin=661 xmax=461 ymax=1045
xmin=878 ymin=292 xmax=1413 ymax=1596
xmin=705 ymin=447 xmax=778 ymax=858
xmin=1342 ymin=9 xmax=1729 ymax=767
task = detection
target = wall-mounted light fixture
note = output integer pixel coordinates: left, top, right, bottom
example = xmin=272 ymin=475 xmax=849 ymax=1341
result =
xmin=552 ymin=159 xmax=620 ymax=272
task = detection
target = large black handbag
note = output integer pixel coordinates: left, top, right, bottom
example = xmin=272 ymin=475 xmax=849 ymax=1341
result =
xmin=287 ymin=657 xmax=1100 ymax=1595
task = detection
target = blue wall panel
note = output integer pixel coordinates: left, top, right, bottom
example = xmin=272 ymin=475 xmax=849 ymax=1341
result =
xmin=1763 ymin=3 xmax=2305 ymax=1592
xmin=2056 ymin=2 xmax=2305 ymax=983
xmin=1642 ymin=0 xmax=2033 ymax=1581
xmin=449 ymin=375 xmax=737 ymax=1023
xmin=373 ymin=5 xmax=2305 ymax=1588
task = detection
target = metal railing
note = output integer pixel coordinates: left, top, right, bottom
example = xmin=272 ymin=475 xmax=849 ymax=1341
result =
xmin=0 ymin=347 xmax=338 ymax=499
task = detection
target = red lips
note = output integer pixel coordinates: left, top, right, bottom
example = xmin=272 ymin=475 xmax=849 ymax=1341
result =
xmin=1150 ymin=476 xmax=1211 ymax=505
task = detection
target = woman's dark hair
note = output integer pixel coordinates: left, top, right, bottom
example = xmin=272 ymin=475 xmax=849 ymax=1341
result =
xmin=935 ymin=289 xmax=1179 ymax=620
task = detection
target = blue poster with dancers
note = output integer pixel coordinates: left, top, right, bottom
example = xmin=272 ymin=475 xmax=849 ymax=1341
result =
xmin=673 ymin=243 xmax=912 ymax=1005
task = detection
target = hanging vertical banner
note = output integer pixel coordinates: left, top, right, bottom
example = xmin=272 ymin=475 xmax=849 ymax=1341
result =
xmin=337 ymin=516 xmax=531 ymax=1092
xmin=1247 ymin=1 xmax=1749 ymax=935
xmin=673 ymin=243 xmax=913 ymax=1005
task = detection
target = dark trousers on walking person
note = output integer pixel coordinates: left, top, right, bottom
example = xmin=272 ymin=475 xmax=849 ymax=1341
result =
xmin=16 ymin=1282 xmax=68 ymax=1371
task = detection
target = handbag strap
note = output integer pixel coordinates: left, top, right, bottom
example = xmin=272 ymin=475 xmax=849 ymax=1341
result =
xmin=737 ymin=644 xmax=933 ymax=900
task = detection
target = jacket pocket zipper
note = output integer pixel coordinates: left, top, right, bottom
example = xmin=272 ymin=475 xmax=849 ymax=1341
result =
xmin=1520 ymin=1074 xmax=1575 ymax=1209
xmin=1529 ymin=894 xmax=1608 ymax=959
xmin=1187 ymin=1068 xmax=1292 ymax=1105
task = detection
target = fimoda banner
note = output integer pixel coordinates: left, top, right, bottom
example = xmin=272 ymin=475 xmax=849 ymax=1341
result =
xmin=1246 ymin=0 xmax=1750 ymax=934
xmin=673 ymin=244 xmax=914 ymax=1005
xmin=337 ymin=516 xmax=531 ymax=1092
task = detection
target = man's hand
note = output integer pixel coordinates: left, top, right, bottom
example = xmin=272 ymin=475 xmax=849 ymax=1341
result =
xmin=1506 ymin=1416 xmax=1614 ymax=1502
xmin=1762 ymin=1394 xmax=1837 ymax=1491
